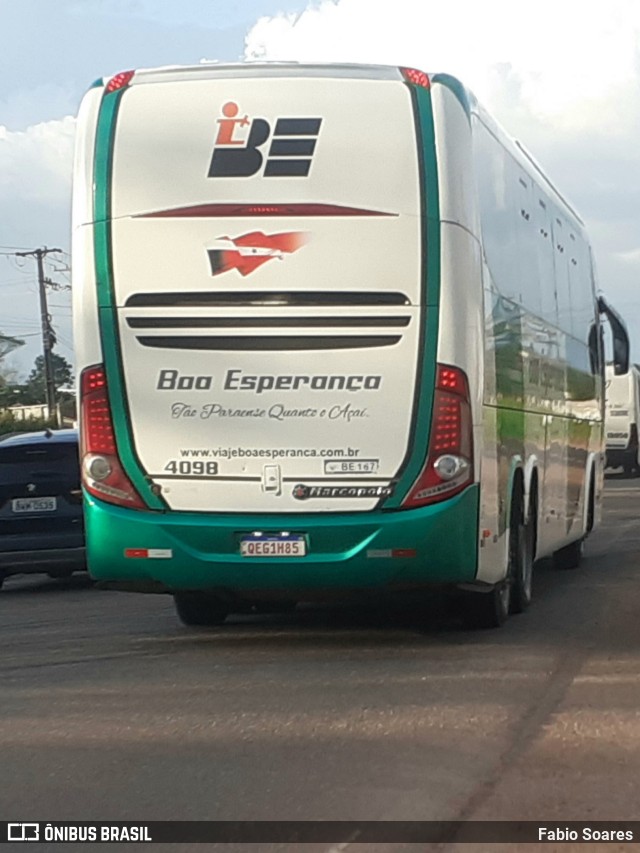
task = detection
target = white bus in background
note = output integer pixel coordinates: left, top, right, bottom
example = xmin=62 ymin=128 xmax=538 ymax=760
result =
xmin=72 ymin=63 xmax=630 ymax=629
xmin=605 ymin=364 xmax=640 ymax=475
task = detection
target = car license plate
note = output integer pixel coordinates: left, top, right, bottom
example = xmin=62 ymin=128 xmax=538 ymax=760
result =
xmin=240 ymin=534 xmax=306 ymax=557
xmin=12 ymin=497 xmax=57 ymax=513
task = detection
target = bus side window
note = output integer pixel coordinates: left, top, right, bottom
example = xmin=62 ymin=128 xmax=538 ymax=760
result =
xmin=569 ymin=231 xmax=595 ymax=344
xmin=514 ymin=169 xmax=540 ymax=316
xmin=474 ymin=119 xmax=516 ymax=300
xmin=534 ymin=195 xmax=558 ymax=325
xmin=552 ymin=212 xmax=572 ymax=333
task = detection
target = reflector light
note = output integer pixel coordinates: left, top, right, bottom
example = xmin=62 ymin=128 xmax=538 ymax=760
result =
xmin=402 ymin=364 xmax=473 ymax=508
xmin=400 ymin=67 xmax=430 ymax=89
xmin=105 ymin=70 xmax=135 ymax=93
xmin=125 ymin=548 xmax=173 ymax=559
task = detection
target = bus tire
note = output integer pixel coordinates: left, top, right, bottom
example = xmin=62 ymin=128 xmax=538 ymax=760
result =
xmin=462 ymin=485 xmax=529 ymax=628
xmin=553 ymin=538 xmax=583 ymax=570
xmin=510 ymin=493 xmax=534 ymax=614
xmin=173 ymin=592 xmax=229 ymax=627
xmin=461 ymin=581 xmax=510 ymax=629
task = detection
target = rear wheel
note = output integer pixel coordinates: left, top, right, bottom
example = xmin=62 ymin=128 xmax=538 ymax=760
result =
xmin=173 ymin=592 xmax=229 ymax=627
xmin=462 ymin=484 xmax=532 ymax=628
xmin=553 ymin=538 xmax=583 ymax=570
xmin=510 ymin=492 xmax=535 ymax=614
xmin=461 ymin=581 xmax=510 ymax=629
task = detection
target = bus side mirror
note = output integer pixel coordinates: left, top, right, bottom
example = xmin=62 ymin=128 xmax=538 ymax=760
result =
xmin=598 ymin=296 xmax=630 ymax=376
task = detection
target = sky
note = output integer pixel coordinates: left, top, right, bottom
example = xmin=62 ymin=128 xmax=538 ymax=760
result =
xmin=1 ymin=0 xmax=639 ymax=378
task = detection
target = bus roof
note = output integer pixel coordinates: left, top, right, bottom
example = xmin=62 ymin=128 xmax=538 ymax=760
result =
xmin=94 ymin=60 xmax=585 ymax=234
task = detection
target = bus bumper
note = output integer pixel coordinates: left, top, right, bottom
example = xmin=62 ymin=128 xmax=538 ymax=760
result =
xmin=84 ymin=485 xmax=479 ymax=593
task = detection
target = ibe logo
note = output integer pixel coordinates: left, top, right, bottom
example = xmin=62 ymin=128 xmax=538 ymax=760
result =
xmin=208 ymin=101 xmax=322 ymax=179
xmin=8 ymin=823 xmax=39 ymax=842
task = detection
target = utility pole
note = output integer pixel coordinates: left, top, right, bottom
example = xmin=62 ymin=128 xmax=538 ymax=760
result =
xmin=15 ymin=247 xmax=62 ymax=422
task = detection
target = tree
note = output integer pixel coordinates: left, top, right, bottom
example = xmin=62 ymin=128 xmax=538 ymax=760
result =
xmin=23 ymin=353 xmax=74 ymax=404
xmin=0 ymin=342 xmax=23 ymax=408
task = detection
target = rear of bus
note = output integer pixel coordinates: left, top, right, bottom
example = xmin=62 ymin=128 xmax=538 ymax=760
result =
xmin=72 ymin=64 xmax=480 ymax=609
xmin=605 ymin=366 xmax=639 ymax=473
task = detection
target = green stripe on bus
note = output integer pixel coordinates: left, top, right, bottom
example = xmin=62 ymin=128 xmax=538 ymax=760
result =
xmin=93 ymin=88 xmax=166 ymax=510
xmin=384 ymin=84 xmax=440 ymax=508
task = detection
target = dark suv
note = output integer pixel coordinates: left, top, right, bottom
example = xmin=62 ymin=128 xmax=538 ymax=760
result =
xmin=0 ymin=429 xmax=85 ymax=588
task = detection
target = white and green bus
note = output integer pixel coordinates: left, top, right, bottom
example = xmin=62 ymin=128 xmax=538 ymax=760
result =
xmin=72 ymin=63 xmax=628 ymax=628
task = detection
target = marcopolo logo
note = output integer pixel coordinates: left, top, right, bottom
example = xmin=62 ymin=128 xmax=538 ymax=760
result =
xmin=208 ymin=101 xmax=322 ymax=178
xmin=293 ymin=484 xmax=393 ymax=501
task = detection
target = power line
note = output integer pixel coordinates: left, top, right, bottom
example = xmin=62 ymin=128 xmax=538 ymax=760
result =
xmin=13 ymin=246 xmax=63 ymax=419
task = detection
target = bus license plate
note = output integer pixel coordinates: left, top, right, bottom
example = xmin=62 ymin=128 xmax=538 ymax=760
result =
xmin=240 ymin=535 xmax=306 ymax=557
xmin=12 ymin=497 xmax=57 ymax=513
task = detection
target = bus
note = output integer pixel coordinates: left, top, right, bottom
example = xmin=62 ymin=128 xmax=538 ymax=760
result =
xmin=605 ymin=363 xmax=640 ymax=475
xmin=72 ymin=63 xmax=629 ymax=628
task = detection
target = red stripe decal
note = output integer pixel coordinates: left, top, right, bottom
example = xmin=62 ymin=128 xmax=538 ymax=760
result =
xmin=136 ymin=203 xmax=397 ymax=218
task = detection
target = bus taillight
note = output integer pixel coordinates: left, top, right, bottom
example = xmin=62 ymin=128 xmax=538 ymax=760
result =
xmin=400 ymin=67 xmax=430 ymax=89
xmin=105 ymin=70 xmax=135 ymax=93
xmin=402 ymin=364 xmax=473 ymax=508
xmin=80 ymin=365 xmax=146 ymax=509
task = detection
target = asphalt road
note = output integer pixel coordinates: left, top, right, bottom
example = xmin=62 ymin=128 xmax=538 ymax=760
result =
xmin=2 ymin=476 xmax=640 ymax=852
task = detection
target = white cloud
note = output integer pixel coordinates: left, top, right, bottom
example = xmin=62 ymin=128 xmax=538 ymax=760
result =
xmin=244 ymin=0 xmax=640 ymax=353
xmin=0 ymin=117 xmax=76 ymax=377
xmin=0 ymin=116 xmax=76 ymax=204
xmin=244 ymin=0 xmax=640 ymax=126
xmin=617 ymin=249 xmax=640 ymax=266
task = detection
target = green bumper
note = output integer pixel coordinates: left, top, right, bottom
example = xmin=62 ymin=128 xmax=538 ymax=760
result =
xmin=84 ymin=485 xmax=479 ymax=592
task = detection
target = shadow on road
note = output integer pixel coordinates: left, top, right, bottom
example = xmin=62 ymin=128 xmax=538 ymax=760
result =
xmin=1 ymin=573 xmax=94 ymax=596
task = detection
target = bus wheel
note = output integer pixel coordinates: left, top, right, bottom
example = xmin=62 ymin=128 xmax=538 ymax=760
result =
xmin=173 ymin=592 xmax=229 ymax=627
xmin=462 ymin=488 xmax=528 ymax=628
xmin=553 ymin=538 xmax=583 ymax=570
xmin=510 ymin=496 xmax=534 ymax=614
xmin=461 ymin=581 xmax=510 ymax=629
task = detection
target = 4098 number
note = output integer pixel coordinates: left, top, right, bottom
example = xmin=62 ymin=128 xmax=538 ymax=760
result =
xmin=164 ymin=460 xmax=219 ymax=476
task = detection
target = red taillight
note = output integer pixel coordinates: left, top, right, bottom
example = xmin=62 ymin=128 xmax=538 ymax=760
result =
xmin=402 ymin=364 xmax=473 ymax=508
xmin=105 ymin=70 xmax=135 ymax=93
xmin=81 ymin=367 xmax=115 ymax=454
xmin=400 ymin=67 xmax=430 ymax=89
xmin=80 ymin=365 xmax=146 ymax=509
